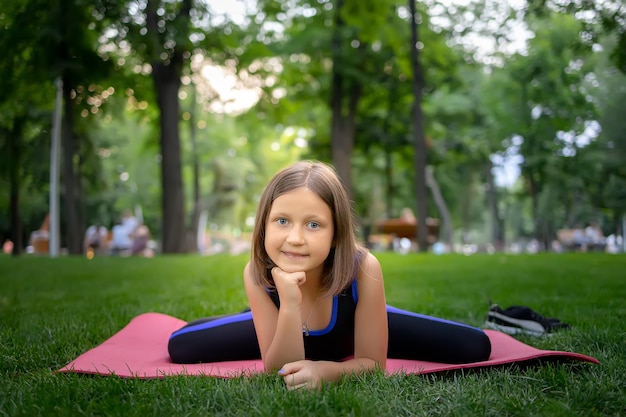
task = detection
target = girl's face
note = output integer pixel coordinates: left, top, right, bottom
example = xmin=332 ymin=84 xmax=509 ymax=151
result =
xmin=264 ymin=187 xmax=334 ymax=276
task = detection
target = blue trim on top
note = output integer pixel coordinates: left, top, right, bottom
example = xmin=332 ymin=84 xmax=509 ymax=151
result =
xmin=386 ymin=305 xmax=481 ymax=331
xmin=306 ymin=296 xmax=338 ymax=336
xmin=169 ymin=311 xmax=254 ymax=339
xmin=351 ymin=279 xmax=358 ymax=303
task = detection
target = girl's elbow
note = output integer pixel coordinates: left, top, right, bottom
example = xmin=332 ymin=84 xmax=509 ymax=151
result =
xmin=368 ymin=353 xmax=386 ymax=372
xmin=354 ymin=356 xmax=385 ymax=372
xmin=262 ymin=357 xmax=283 ymax=373
xmin=376 ymin=357 xmax=387 ymax=370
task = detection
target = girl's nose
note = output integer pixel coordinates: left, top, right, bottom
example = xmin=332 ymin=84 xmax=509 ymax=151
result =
xmin=286 ymin=226 xmax=305 ymax=244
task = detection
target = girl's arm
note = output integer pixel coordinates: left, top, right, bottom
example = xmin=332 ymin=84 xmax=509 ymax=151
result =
xmin=277 ymin=252 xmax=388 ymax=389
xmin=243 ymin=263 xmax=306 ymax=371
xmin=353 ymin=251 xmax=388 ymax=369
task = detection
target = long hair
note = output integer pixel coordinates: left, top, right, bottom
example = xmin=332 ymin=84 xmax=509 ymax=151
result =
xmin=250 ymin=161 xmax=367 ymax=296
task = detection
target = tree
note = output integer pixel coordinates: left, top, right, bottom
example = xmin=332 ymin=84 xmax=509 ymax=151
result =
xmin=144 ymin=0 xmax=190 ymax=253
xmin=408 ymin=0 xmax=429 ymax=251
xmin=107 ymin=0 xmax=205 ymax=253
xmin=107 ymin=0 xmax=264 ymax=253
xmin=527 ymin=0 xmax=626 ymax=74
xmin=581 ymin=37 xmax=626 ymax=235
xmin=0 ymin=0 xmax=118 ymax=255
xmin=488 ymin=13 xmax=596 ymax=247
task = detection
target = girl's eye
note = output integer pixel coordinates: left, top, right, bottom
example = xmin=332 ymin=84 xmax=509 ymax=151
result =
xmin=276 ymin=218 xmax=288 ymax=226
xmin=308 ymin=221 xmax=321 ymax=229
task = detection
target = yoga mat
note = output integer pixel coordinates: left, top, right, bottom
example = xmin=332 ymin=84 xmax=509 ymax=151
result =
xmin=59 ymin=312 xmax=598 ymax=379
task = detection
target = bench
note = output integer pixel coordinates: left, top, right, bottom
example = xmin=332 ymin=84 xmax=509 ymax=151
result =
xmin=374 ymin=218 xmax=440 ymax=246
xmin=556 ymin=229 xmax=581 ymax=249
xmin=557 ymin=228 xmax=606 ymax=252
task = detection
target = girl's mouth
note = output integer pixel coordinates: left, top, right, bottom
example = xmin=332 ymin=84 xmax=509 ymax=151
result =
xmin=282 ymin=251 xmax=307 ymax=259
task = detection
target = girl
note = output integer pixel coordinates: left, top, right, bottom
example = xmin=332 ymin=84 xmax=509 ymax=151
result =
xmin=168 ymin=161 xmax=491 ymax=390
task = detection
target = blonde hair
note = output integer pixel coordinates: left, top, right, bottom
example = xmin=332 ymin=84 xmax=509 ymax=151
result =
xmin=250 ymin=161 xmax=367 ymax=296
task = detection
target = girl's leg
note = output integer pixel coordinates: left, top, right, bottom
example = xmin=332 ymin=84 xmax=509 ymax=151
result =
xmin=168 ymin=310 xmax=261 ymax=363
xmin=387 ymin=305 xmax=491 ymax=364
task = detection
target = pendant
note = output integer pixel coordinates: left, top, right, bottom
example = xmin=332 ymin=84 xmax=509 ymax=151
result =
xmin=302 ymin=323 xmax=309 ymax=336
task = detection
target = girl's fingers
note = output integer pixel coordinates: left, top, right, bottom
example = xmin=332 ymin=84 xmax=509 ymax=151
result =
xmin=287 ymin=382 xmax=308 ymax=391
xmin=284 ymin=373 xmax=307 ymax=390
xmin=280 ymin=369 xmax=299 ymax=384
xmin=272 ymin=267 xmax=306 ymax=286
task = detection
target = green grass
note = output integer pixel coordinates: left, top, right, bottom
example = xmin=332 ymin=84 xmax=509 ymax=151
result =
xmin=1 ymin=253 xmax=624 ymax=416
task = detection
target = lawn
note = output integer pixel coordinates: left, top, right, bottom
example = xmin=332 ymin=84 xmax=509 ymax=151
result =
xmin=0 ymin=252 xmax=624 ymax=416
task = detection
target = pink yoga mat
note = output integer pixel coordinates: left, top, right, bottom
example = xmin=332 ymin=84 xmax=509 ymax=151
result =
xmin=58 ymin=312 xmax=598 ymax=379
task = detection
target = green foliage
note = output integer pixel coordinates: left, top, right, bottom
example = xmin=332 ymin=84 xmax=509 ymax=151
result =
xmin=478 ymin=12 xmax=609 ymax=242
xmin=1 ymin=0 xmax=624 ymax=253
xmin=526 ymin=0 xmax=626 ymax=74
xmin=0 ymin=253 xmax=624 ymax=416
xmin=85 ymin=97 xmax=160 ymax=229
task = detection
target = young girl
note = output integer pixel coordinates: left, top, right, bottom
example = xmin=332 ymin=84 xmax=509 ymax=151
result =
xmin=168 ymin=161 xmax=491 ymax=390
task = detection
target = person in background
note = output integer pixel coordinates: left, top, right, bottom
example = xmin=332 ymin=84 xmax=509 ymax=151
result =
xmin=84 ymin=224 xmax=108 ymax=256
xmin=584 ymin=221 xmax=606 ymax=252
xmin=110 ymin=217 xmax=133 ymax=256
xmin=29 ymin=213 xmax=50 ymax=254
xmin=109 ymin=210 xmax=140 ymax=256
xmin=130 ymin=225 xmax=153 ymax=257
xmin=2 ymin=239 xmax=14 ymax=254
xmin=121 ymin=210 xmax=139 ymax=237
xmin=399 ymin=207 xmax=416 ymax=222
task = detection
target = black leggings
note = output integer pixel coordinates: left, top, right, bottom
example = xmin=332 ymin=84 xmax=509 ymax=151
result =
xmin=168 ymin=305 xmax=491 ymax=365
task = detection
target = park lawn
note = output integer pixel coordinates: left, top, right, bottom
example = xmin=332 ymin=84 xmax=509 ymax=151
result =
xmin=0 ymin=252 xmax=624 ymax=417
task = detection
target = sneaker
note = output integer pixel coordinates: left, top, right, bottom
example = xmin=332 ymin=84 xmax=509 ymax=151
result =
xmin=485 ymin=303 xmax=570 ymax=336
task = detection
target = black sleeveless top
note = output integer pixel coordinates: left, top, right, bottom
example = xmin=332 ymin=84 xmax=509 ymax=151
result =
xmin=267 ymin=280 xmax=358 ymax=361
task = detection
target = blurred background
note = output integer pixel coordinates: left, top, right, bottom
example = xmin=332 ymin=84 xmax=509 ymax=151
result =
xmin=0 ymin=0 xmax=624 ymax=256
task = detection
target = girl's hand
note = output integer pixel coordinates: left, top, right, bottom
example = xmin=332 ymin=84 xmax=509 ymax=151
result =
xmin=271 ymin=267 xmax=306 ymax=305
xmin=278 ymin=360 xmax=323 ymax=390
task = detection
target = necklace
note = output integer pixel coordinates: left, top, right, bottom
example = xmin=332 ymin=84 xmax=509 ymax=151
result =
xmin=302 ymin=293 xmax=321 ymax=336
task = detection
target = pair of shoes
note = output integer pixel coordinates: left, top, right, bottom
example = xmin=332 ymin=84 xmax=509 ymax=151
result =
xmin=484 ymin=303 xmax=570 ymax=336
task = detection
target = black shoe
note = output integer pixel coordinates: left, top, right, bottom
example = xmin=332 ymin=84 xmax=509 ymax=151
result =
xmin=485 ymin=303 xmax=570 ymax=336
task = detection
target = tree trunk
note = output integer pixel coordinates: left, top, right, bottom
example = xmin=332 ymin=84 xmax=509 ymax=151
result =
xmin=382 ymin=77 xmax=399 ymax=219
xmin=460 ymin=168 xmax=472 ymax=244
xmin=147 ymin=0 xmax=189 ymax=254
xmin=485 ymin=161 xmax=504 ymax=250
xmin=8 ymin=121 xmax=23 ymax=255
xmin=188 ymin=85 xmax=202 ymax=252
xmin=409 ymin=0 xmax=429 ymax=252
xmin=527 ymin=170 xmax=541 ymax=243
xmin=426 ymin=166 xmax=452 ymax=248
xmin=151 ymin=63 xmax=186 ymax=254
xmin=383 ymin=149 xmax=393 ymax=219
xmin=331 ymin=119 xmax=355 ymax=196
xmin=61 ymin=77 xmax=82 ymax=254
xmin=330 ymin=0 xmax=361 ymax=197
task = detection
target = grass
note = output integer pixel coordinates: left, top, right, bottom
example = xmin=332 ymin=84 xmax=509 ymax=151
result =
xmin=0 ymin=252 xmax=624 ymax=416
